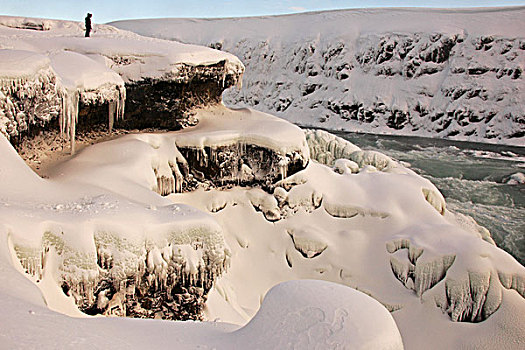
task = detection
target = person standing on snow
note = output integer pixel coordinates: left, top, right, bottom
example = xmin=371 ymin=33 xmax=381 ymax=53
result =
xmin=85 ymin=13 xmax=92 ymax=37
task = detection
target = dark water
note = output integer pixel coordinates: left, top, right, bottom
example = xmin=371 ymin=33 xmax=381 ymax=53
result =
xmin=333 ymin=131 xmax=525 ymax=266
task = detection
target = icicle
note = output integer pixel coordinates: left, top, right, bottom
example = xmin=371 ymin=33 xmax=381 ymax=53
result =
xmin=108 ymin=101 xmax=115 ymax=132
xmin=236 ymin=72 xmax=244 ymax=89
xmin=116 ymin=85 xmax=126 ymax=121
xmin=69 ymin=92 xmax=78 ymax=155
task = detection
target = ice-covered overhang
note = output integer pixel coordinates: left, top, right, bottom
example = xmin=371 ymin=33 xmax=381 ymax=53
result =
xmin=175 ymin=105 xmax=309 ymax=157
xmin=0 ymin=16 xmax=245 ymax=152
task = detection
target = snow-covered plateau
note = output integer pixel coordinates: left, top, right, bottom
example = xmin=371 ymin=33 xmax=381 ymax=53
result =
xmin=0 ymin=12 xmax=524 ymax=350
xmin=113 ymin=6 xmax=525 ymax=145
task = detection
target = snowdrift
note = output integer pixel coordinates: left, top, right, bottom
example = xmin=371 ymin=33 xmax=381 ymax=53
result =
xmin=1 ymin=103 xmax=525 ymax=349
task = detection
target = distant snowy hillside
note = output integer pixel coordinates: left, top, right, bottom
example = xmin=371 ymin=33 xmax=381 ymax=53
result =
xmin=112 ymin=7 xmax=525 ymax=145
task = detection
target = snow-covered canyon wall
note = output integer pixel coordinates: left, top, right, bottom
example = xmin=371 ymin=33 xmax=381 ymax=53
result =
xmin=112 ymin=7 xmax=525 ymax=145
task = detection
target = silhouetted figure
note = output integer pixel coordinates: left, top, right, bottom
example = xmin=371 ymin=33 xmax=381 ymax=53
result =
xmin=85 ymin=13 xmax=92 ymax=37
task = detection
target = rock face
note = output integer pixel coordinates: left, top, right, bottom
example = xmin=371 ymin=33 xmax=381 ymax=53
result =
xmin=77 ymin=61 xmax=241 ymax=133
xmin=112 ymin=7 xmax=525 ymax=145
xmin=177 ymin=143 xmax=306 ymax=192
xmin=225 ymin=32 xmax=524 ymax=142
xmin=5 ymin=59 xmax=240 ymax=151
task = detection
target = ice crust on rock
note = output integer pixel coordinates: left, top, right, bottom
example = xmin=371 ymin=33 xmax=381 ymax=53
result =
xmin=498 ymin=272 xmax=525 ymax=298
xmin=287 ymin=228 xmax=328 ymax=258
xmin=440 ymin=271 xmax=503 ymax=323
xmin=305 ymin=128 xmax=447 ymax=216
xmin=305 ymin=128 xmax=360 ymax=166
xmin=139 ymin=106 xmax=308 ymax=196
xmin=306 ymin=129 xmax=397 ymax=171
xmin=0 ymin=51 xmax=62 ymax=138
xmin=11 ymin=206 xmax=231 ymax=320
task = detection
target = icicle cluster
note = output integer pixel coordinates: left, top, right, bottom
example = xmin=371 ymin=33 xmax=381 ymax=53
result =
xmin=387 ymin=238 xmax=524 ymax=322
xmin=387 ymin=239 xmax=456 ymax=297
xmin=305 ymin=129 xmax=360 ymax=166
xmin=441 ymin=271 xmax=502 ymax=322
xmin=0 ymin=67 xmax=62 ymax=139
xmin=59 ymin=84 xmax=126 ymax=154
xmin=1 ymin=64 xmax=126 ymax=154
xmin=305 ymin=129 xmax=398 ymax=171
xmin=498 ymin=272 xmax=525 ymax=298
xmin=152 ymin=140 xmax=307 ymax=196
xmin=13 ymin=226 xmax=230 ymax=321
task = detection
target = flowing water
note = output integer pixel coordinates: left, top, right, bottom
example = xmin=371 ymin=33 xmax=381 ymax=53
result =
xmin=332 ymin=131 xmax=525 ymax=266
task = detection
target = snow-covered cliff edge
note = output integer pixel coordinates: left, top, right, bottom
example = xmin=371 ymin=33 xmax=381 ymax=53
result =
xmin=112 ymin=7 xmax=525 ymax=145
xmin=0 ymin=16 xmax=244 ymax=153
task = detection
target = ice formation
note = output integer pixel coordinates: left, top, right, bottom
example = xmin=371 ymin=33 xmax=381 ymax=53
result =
xmin=287 ymin=228 xmax=328 ymax=258
xmin=0 ymin=49 xmax=125 ymax=154
xmin=304 ymin=128 xmax=446 ymax=216
xmin=387 ymin=239 xmax=455 ymax=297
xmin=0 ymin=51 xmax=62 ymax=138
xmin=440 ymin=271 xmax=502 ymax=322
xmin=9 ymin=201 xmax=231 ymax=320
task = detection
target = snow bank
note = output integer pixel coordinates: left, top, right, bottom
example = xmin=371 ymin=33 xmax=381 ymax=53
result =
xmin=304 ymin=128 xmax=446 ymax=215
xmin=1 ymin=106 xmax=525 ymax=347
xmin=112 ymin=7 xmax=525 ymax=145
xmin=0 ymin=276 xmax=404 ymax=349
xmin=233 ymin=280 xmax=404 ymax=349
xmin=168 ymin=144 xmax=525 ymax=348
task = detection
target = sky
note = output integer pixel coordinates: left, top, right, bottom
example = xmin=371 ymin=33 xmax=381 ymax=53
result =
xmin=0 ymin=0 xmax=523 ymax=23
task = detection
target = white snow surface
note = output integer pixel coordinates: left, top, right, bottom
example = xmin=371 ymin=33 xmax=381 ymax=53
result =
xmin=112 ymin=7 xmax=525 ymax=145
xmin=0 ymin=107 xmax=525 ymax=349
xmin=0 ymin=16 xmax=242 ymax=82
xmin=1 ymin=10 xmax=525 ymax=349
xmin=1 ymin=104 xmax=525 ymax=348
xmin=175 ymin=104 xmax=309 ymax=156
xmin=0 ymin=106 xmax=407 ymax=349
